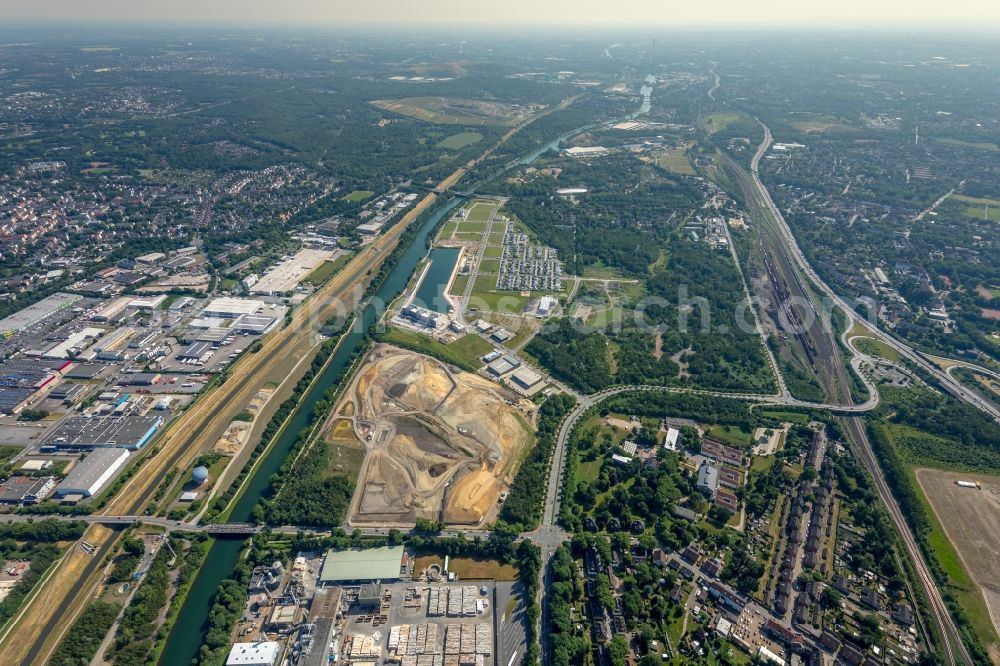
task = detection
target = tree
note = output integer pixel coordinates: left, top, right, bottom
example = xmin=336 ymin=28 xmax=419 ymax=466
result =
xmin=608 ymin=636 xmax=629 ymax=666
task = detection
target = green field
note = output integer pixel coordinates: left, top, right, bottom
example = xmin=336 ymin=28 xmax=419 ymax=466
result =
xmin=853 ymin=336 xmax=900 ymax=362
xmin=468 ymin=291 xmax=532 ymax=314
xmin=757 ymin=409 xmax=810 ymax=425
xmin=473 ymin=274 xmax=499 ymax=291
xmin=962 ymin=206 xmax=1000 ymax=222
xmin=483 ymin=245 xmax=503 ymax=258
xmin=448 ymin=274 xmax=469 ymax=296
xmin=436 ymin=131 xmax=484 ymax=150
xmin=343 ymin=190 xmax=375 ymax=202
xmin=935 ymin=137 xmax=1000 ymax=152
xmin=786 ymin=113 xmax=856 ymax=134
xmin=467 ymin=202 xmax=497 ymax=222
xmin=456 ymin=221 xmax=489 ymax=233
xmin=438 ymin=220 xmax=459 ymax=239
xmin=577 ymin=460 xmax=603 ymax=483
xmin=304 ymin=254 xmax=351 ymax=285
xmin=581 ymin=262 xmax=626 ymax=280
xmin=705 ymin=425 xmax=751 ymax=447
xmin=478 ymin=258 xmax=500 ymax=274
xmin=453 ymin=232 xmax=482 ymax=241
xmin=324 ymin=421 xmax=367 ymax=480
xmin=371 ymin=97 xmax=522 ymax=127
xmin=656 ymin=149 xmax=696 ymax=175
xmin=700 ymin=112 xmax=744 ymax=135
xmin=382 ymin=328 xmax=492 ymax=370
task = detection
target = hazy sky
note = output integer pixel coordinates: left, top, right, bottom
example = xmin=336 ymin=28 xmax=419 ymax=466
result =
xmin=5 ymin=0 xmax=1000 ymax=29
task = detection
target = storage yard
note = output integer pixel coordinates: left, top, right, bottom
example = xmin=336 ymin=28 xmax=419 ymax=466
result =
xmin=225 ymin=545 xmax=518 ymax=666
xmin=342 ymin=345 xmax=535 ymax=527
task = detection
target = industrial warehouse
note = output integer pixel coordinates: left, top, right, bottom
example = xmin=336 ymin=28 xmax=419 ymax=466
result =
xmin=224 ymin=546 xmax=518 ymax=666
xmin=40 ymin=414 xmax=163 ymax=451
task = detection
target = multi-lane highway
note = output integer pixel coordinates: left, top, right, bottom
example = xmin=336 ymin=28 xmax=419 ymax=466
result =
xmin=748 ymin=123 xmax=977 ymax=665
xmin=750 ymin=122 xmax=1000 ymax=423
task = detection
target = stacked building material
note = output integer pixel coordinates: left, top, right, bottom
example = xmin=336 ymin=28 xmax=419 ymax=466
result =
xmin=475 ymin=624 xmax=491 ymax=656
xmin=445 ymin=625 xmax=461 ymax=655
xmin=462 ymin=586 xmax=478 ymax=617
xmin=447 ymin=587 xmax=462 ymax=617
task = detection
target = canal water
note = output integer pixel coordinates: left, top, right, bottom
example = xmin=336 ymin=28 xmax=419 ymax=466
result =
xmin=412 ymin=247 xmax=460 ymax=314
xmin=158 ymin=85 xmax=652 ymax=662
xmin=158 ymin=197 xmax=462 ymax=665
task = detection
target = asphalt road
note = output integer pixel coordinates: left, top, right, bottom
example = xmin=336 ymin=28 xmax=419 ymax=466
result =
xmin=750 ymin=122 xmax=1000 ymax=423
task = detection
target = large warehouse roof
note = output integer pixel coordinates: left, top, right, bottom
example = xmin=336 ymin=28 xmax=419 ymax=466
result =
xmin=319 ymin=546 xmax=404 ymax=582
xmin=203 ymin=297 xmax=264 ymax=318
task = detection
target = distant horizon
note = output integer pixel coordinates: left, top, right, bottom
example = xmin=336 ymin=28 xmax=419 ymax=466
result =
xmin=3 ymin=21 xmax=1000 ymax=37
xmin=3 ymin=0 xmax=1000 ymax=33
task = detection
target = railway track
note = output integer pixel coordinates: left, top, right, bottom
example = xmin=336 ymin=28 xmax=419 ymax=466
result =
xmin=842 ymin=416 xmax=972 ymax=666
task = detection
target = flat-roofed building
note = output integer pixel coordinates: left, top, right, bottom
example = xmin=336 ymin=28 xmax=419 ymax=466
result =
xmin=91 ymin=296 xmax=132 ymax=322
xmin=0 ymin=476 xmax=56 ymax=504
xmin=225 ymin=641 xmax=280 ymax=666
xmin=128 ymin=295 xmax=167 ymax=310
xmin=202 ymin=297 xmax=264 ymax=318
xmin=54 ymin=448 xmax=130 ymax=498
xmin=318 ymin=545 xmax=404 ymax=584
xmin=510 ymin=367 xmax=542 ymax=391
xmin=41 ymin=415 xmax=163 ymax=451
xmin=0 ymin=293 xmax=82 ymax=335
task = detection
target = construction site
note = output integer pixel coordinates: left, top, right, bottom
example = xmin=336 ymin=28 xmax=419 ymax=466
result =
xmin=342 ymin=345 xmax=536 ymax=526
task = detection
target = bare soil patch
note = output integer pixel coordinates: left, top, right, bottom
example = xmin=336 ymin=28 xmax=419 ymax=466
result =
xmin=916 ymin=468 xmax=1000 ymax=640
xmin=346 ymin=345 xmax=535 ymax=526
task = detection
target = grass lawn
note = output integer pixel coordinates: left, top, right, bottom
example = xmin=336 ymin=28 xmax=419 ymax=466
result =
xmin=453 ymin=232 xmax=482 ymax=241
xmin=487 ymin=231 xmax=505 ymax=245
xmin=577 ymin=460 xmax=603 ymax=483
xmin=0 ymin=446 xmax=20 ymax=466
xmin=483 ymin=245 xmax=502 ymax=258
xmin=478 ymin=258 xmax=500 ymax=274
xmin=343 ymin=189 xmax=374 ymax=202
xmin=581 ymin=262 xmax=625 ymax=279
xmin=467 ymin=202 xmax=497 ymax=223
xmin=468 ymin=291 xmax=531 ymax=314
xmin=705 ymin=425 xmax=750 ymax=447
xmin=413 ymin=555 xmax=518 ymax=581
xmin=382 ymin=327 xmax=491 ymax=370
xmin=448 ymin=274 xmax=469 ymax=296
xmin=437 ymin=131 xmax=483 ymax=150
xmin=757 ymin=409 xmax=810 ymax=425
xmin=853 ymin=336 xmax=900 ymax=362
xmin=749 ymin=456 xmax=772 ymax=474
xmin=438 ymin=220 xmax=459 ymax=239
xmin=473 ymin=274 xmax=499 ymax=291
xmin=935 ymin=137 xmax=1000 ymax=153
xmin=456 ymin=221 xmax=489 ymax=233
xmin=700 ymin=112 xmax=745 ymax=135
xmin=304 ymin=255 xmax=352 ymax=286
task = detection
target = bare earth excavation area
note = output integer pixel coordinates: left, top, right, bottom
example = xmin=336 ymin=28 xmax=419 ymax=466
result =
xmin=342 ymin=344 xmax=536 ymax=526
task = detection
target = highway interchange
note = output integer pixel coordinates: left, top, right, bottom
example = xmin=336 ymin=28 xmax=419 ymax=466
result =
xmin=4 ymin=114 xmax=1000 ymax=666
